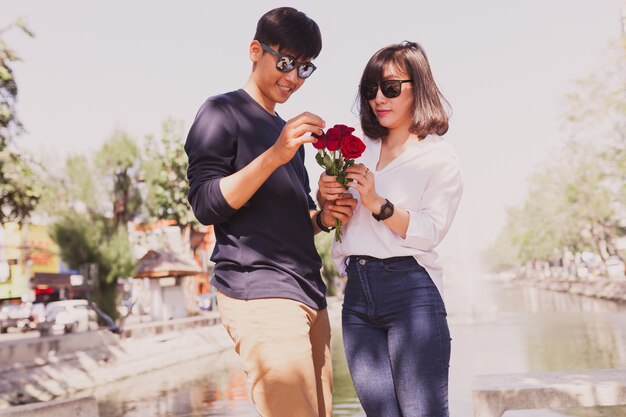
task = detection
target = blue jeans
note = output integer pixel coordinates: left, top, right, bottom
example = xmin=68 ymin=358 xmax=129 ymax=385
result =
xmin=342 ymin=255 xmax=451 ymax=417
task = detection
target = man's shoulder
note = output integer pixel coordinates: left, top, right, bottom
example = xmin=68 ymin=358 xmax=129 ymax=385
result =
xmin=203 ymin=89 xmax=244 ymax=110
xmin=192 ymin=90 xmax=247 ymax=125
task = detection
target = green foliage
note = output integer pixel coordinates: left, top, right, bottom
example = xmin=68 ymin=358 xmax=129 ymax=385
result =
xmin=96 ymin=130 xmax=142 ymax=225
xmin=489 ymin=40 xmax=626 ymax=270
xmin=314 ymin=231 xmax=338 ymax=296
xmin=0 ymin=20 xmax=40 ymax=224
xmin=51 ymin=211 xmax=103 ymax=269
xmin=0 ymin=21 xmax=30 ymax=150
xmin=50 ymin=211 xmax=134 ymax=320
xmin=65 ymin=154 xmax=103 ymax=213
xmin=0 ymin=151 xmax=40 ymax=223
xmin=47 ymin=131 xmax=142 ymax=319
xmin=142 ymin=117 xmax=196 ymax=226
xmin=315 ymin=149 xmax=355 ymax=186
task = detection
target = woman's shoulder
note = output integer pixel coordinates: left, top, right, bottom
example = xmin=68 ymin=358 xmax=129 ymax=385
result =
xmin=360 ymin=136 xmax=381 ymax=155
xmin=422 ymin=135 xmax=460 ymax=162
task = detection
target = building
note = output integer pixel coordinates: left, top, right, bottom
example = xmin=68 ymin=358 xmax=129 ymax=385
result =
xmin=135 ymin=249 xmax=201 ymax=321
xmin=0 ymin=223 xmax=61 ymax=302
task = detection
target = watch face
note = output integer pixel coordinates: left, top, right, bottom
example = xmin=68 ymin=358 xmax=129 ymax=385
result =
xmin=377 ymin=199 xmax=394 ymax=220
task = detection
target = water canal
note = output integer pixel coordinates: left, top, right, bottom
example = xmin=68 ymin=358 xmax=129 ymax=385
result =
xmin=95 ymin=278 xmax=626 ymax=417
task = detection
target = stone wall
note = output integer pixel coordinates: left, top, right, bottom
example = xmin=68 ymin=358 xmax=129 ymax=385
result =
xmin=0 ymin=313 xmax=231 ymax=409
xmin=0 ymin=397 xmax=97 ymax=417
xmin=514 ymin=274 xmax=626 ymax=302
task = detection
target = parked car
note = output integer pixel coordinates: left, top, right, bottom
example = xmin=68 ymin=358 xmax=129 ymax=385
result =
xmin=38 ymin=299 xmax=98 ymax=335
xmin=0 ymin=303 xmax=34 ymax=333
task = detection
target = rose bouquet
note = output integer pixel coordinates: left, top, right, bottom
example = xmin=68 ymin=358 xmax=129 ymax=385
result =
xmin=312 ymin=124 xmax=366 ymax=242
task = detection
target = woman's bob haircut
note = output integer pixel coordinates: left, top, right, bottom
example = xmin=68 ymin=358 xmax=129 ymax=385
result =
xmin=359 ymin=41 xmax=450 ymax=140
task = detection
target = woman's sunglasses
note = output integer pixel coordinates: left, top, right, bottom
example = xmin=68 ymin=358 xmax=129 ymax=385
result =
xmin=260 ymin=43 xmax=317 ymax=79
xmin=361 ymin=79 xmax=413 ymax=100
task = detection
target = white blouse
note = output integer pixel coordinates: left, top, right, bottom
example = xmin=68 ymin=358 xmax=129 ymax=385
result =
xmin=332 ymin=135 xmax=463 ymax=297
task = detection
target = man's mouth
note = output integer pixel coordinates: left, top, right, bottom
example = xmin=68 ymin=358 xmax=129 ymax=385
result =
xmin=277 ymin=83 xmax=292 ymax=92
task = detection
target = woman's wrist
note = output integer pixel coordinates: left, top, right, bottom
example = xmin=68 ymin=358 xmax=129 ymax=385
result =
xmin=366 ymin=196 xmax=387 ymax=215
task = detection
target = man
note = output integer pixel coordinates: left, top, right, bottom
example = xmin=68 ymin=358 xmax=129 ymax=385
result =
xmin=185 ymin=7 xmax=355 ymax=417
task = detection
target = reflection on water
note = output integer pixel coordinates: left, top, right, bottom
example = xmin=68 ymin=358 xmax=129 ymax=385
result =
xmin=94 ymin=281 xmax=626 ymax=417
xmin=449 ymin=281 xmax=626 ymax=417
xmin=95 ymin=350 xmax=258 ymax=417
xmin=329 ymin=326 xmax=363 ymax=417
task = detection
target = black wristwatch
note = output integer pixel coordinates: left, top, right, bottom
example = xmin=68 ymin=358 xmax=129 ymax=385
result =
xmin=316 ymin=210 xmax=334 ymax=232
xmin=372 ymin=199 xmax=394 ymax=221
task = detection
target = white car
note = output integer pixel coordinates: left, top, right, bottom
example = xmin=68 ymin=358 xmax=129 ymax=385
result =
xmin=0 ymin=303 xmax=33 ymax=333
xmin=39 ymin=300 xmax=98 ymax=334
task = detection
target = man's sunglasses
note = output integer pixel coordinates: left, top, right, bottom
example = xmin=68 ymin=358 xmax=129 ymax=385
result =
xmin=361 ymin=79 xmax=413 ymax=100
xmin=260 ymin=43 xmax=317 ymax=79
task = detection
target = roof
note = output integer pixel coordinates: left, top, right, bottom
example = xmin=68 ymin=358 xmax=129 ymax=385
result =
xmin=135 ymin=249 xmax=202 ymax=278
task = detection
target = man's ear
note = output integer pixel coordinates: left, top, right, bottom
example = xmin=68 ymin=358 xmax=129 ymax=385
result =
xmin=249 ymin=40 xmax=263 ymax=63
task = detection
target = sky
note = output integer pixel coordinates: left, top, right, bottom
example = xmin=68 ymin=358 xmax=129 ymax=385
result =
xmin=1 ymin=0 xmax=624 ymax=282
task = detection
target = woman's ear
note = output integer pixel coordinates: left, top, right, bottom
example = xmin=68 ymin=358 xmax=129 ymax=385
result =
xmin=249 ymin=40 xmax=263 ymax=63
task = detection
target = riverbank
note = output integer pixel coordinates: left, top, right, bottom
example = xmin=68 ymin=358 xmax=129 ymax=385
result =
xmin=0 ymin=297 xmax=344 ymax=411
xmin=512 ymin=272 xmax=626 ymax=303
xmin=0 ymin=313 xmax=232 ymax=409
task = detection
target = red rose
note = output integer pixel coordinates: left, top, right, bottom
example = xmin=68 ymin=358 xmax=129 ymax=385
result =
xmin=312 ymin=131 xmax=326 ymax=149
xmin=324 ymin=124 xmax=355 ymax=151
xmin=323 ymin=129 xmax=342 ymax=151
xmin=332 ymin=124 xmax=355 ymax=137
xmin=309 ymin=123 xmax=365 ymax=243
xmin=340 ymin=135 xmax=366 ymax=159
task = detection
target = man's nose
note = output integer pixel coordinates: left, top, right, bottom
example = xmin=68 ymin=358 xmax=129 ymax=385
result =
xmin=284 ymin=67 xmax=299 ymax=83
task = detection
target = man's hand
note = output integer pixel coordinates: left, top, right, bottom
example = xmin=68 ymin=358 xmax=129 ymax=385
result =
xmin=320 ymin=193 xmax=358 ymax=228
xmin=270 ymin=112 xmax=325 ymax=166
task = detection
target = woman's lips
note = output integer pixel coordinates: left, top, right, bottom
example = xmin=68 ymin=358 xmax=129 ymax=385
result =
xmin=376 ymin=109 xmax=391 ymax=117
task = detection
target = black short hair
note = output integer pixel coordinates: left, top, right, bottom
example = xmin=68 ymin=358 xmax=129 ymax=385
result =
xmin=254 ymin=7 xmax=322 ymax=60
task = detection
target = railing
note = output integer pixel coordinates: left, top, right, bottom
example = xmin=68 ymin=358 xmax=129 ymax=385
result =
xmin=121 ymin=311 xmax=221 ymax=338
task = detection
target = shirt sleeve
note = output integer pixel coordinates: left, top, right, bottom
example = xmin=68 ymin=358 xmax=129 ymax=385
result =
xmin=400 ymin=157 xmax=463 ymax=251
xmin=185 ymin=99 xmax=238 ymax=225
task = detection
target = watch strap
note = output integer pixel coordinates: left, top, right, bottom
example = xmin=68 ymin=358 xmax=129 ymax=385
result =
xmin=372 ymin=199 xmax=394 ymax=221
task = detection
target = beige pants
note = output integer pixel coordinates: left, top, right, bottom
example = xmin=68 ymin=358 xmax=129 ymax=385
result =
xmin=217 ymin=292 xmax=333 ymax=417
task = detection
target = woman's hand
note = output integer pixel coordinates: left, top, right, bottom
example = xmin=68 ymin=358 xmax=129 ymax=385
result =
xmin=345 ymin=164 xmax=386 ymax=214
xmin=317 ymin=172 xmax=347 ymax=207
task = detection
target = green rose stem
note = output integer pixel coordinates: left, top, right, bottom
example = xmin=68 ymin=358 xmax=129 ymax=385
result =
xmin=316 ymin=149 xmax=356 ymax=242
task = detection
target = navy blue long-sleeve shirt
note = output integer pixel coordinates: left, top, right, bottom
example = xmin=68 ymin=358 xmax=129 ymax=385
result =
xmin=185 ymin=89 xmax=326 ymax=309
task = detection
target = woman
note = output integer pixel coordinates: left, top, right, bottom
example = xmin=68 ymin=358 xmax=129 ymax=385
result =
xmin=318 ymin=41 xmax=463 ymax=416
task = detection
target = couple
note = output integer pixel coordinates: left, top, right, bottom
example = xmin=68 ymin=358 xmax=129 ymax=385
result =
xmin=185 ymin=7 xmax=463 ymax=417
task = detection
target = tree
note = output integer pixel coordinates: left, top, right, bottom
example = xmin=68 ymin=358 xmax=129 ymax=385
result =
xmin=490 ymin=143 xmax=618 ymax=270
xmin=49 ymin=131 xmax=141 ymax=319
xmin=142 ymin=118 xmax=196 ymax=226
xmin=489 ymin=40 xmax=626 ymax=272
xmin=563 ymin=39 xmax=626 ymax=258
xmin=0 ymin=20 xmax=40 ymax=224
xmin=96 ymin=130 xmax=142 ymax=226
xmin=50 ymin=211 xmax=133 ymax=321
